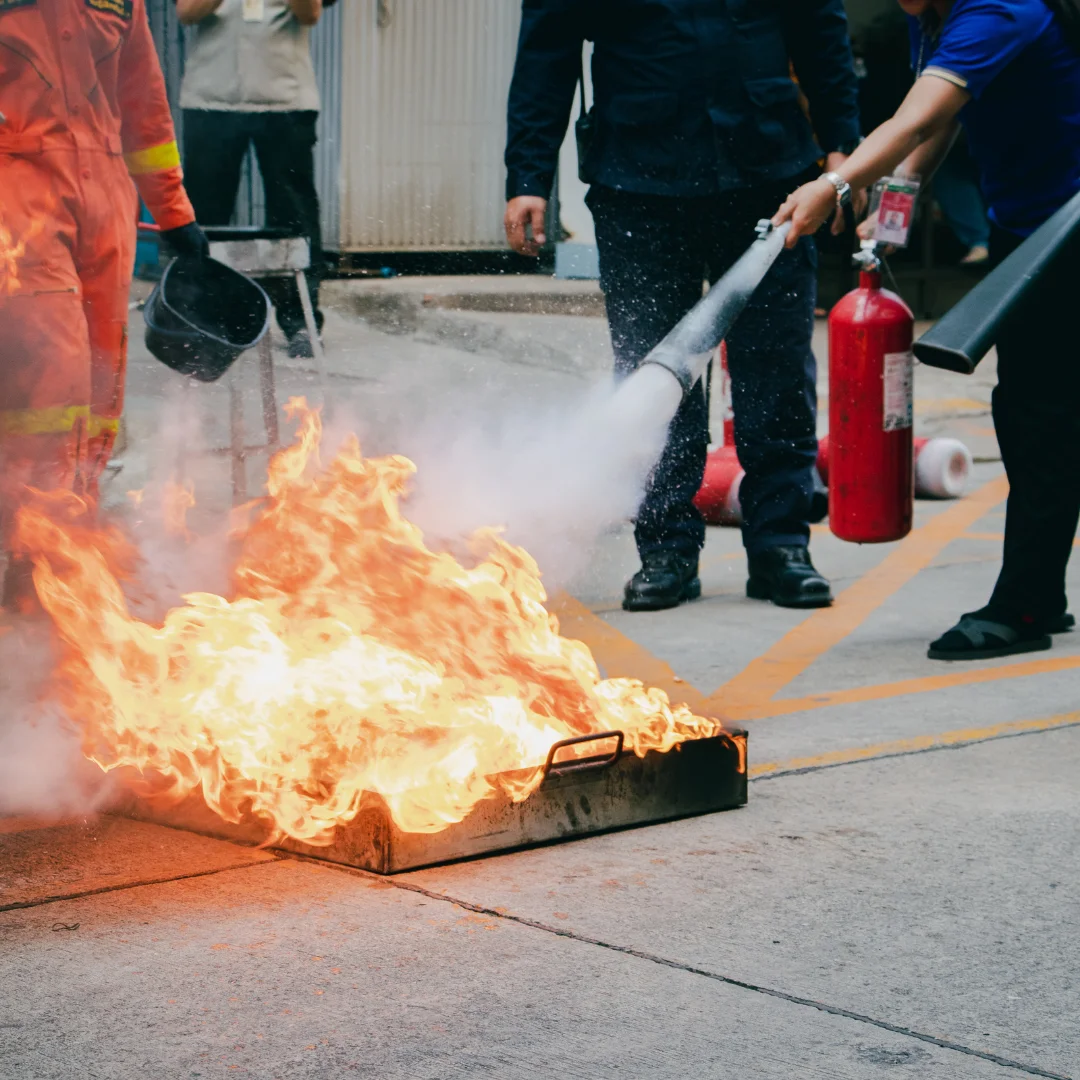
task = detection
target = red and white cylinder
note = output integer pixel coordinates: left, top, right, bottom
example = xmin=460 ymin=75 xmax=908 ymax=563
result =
xmin=913 ymin=436 xmax=972 ymax=498
xmin=694 ymin=445 xmax=744 ymax=526
xmin=817 ymin=435 xmax=971 ymax=500
xmin=693 ymin=343 xmax=745 ymax=525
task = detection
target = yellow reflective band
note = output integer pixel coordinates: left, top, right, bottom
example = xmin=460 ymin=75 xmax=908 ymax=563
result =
xmin=88 ymin=415 xmax=120 ymax=438
xmin=0 ymin=405 xmax=90 ymax=437
xmin=124 ymin=140 xmax=181 ymax=176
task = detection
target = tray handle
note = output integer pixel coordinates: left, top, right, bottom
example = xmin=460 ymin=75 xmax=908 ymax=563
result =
xmin=543 ymin=730 xmax=624 ymax=780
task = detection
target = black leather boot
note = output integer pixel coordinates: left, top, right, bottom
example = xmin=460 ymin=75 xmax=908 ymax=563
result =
xmin=623 ymin=552 xmax=701 ymax=612
xmin=746 ymin=546 xmax=832 ymax=609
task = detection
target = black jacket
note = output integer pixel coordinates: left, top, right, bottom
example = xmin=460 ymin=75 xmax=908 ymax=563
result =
xmin=505 ymin=0 xmax=861 ymax=199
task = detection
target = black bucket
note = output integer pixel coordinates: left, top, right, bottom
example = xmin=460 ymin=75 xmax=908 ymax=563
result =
xmin=144 ymin=255 xmax=271 ymax=382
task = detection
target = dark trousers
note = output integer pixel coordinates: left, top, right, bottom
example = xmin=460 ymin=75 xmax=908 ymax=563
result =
xmin=987 ymin=225 xmax=1080 ymax=624
xmin=182 ymin=109 xmax=324 ymax=340
xmin=588 ymin=184 xmax=819 ymax=559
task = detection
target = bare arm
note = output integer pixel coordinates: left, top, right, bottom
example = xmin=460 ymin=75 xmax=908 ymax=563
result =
xmin=288 ymin=0 xmax=322 ymax=25
xmin=175 ymin=0 xmax=223 ymax=25
xmin=773 ymin=74 xmax=970 ymax=246
xmin=898 ymin=118 xmax=960 ymax=183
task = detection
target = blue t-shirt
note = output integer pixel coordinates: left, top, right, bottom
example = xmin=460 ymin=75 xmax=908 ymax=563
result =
xmin=909 ymin=0 xmax=1080 ymax=234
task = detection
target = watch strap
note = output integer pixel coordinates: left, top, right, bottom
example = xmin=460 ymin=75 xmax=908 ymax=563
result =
xmin=823 ymin=171 xmax=853 ymax=208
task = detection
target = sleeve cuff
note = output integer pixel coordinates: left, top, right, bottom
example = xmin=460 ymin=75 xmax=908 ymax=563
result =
xmin=505 ymin=173 xmax=553 ymax=202
xmin=921 ymin=66 xmax=969 ymax=91
xmin=135 ymin=170 xmax=197 ymax=232
xmin=814 ymin=123 xmax=863 ymax=156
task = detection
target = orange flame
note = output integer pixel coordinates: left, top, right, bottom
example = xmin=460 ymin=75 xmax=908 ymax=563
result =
xmin=14 ymin=401 xmax=720 ymax=842
xmin=162 ymin=479 xmax=196 ymax=540
xmin=0 ymin=212 xmax=45 ymax=296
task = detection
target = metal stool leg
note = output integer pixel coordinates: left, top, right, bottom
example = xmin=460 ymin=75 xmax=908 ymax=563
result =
xmin=295 ymin=268 xmax=329 ymax=411
xmin=228 ymin=374 xmax=246 ymax=503
xmin=258 ymin=332 xmax=280 ymax=448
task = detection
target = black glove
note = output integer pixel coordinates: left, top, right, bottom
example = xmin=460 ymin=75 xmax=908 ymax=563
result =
xmin=160 ymin=221 xmax=210 ymax=260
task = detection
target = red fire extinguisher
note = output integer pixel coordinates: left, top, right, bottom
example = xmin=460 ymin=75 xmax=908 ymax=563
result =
xmin=828 ymin=249 xmax=914 ymax=542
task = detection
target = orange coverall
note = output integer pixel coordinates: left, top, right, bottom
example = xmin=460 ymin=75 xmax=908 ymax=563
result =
xmin=0 ymin=0 xmax=194 ymax=544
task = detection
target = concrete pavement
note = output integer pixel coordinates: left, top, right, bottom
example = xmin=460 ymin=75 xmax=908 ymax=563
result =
xmin=1 ymin=275 xmax=1077 ymax=1079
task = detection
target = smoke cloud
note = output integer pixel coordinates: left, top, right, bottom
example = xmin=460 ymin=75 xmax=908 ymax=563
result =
xmin=0 ymin=623 xmax=114 ymax=817
xmin=376 ymin=365 xmax=683 ymax=588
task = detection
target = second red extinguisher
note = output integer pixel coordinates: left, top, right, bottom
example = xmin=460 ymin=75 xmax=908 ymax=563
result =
xmin=828 ymin=247 xmax=915 ymax=542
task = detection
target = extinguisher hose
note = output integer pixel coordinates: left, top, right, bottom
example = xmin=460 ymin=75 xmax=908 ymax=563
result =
xmin=914 ymin=187 xmax=1080 ymax=373
xmin=640 ymin=220 xmax=792 ymax=396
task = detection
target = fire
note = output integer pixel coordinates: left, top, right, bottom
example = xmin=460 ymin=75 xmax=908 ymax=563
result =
xmin=162 ymin=478 xmax=196 ymax=539
xmin=0 ymin=210 xmax=45 ymax=296
xmin=14 ymin=401 xmax=720 ymax=842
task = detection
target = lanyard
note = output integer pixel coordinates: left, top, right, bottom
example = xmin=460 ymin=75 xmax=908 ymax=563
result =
xmin=916 ymin=10 xmax=947 ymax=77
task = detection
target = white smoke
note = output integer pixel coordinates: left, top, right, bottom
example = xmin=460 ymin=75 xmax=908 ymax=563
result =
xmin=0 ymin=622 xmax=115 ymax=817
xmin=105 ymin=380 xmax=234 ymax=620
xmin=380 ymin=365 xmax=684 ymax=588
xmin=119 ymin=362 xmax=685 ymax=592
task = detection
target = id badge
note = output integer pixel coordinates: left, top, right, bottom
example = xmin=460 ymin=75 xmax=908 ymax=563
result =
xmin=242 ymin=0 xmax=265 ymax=22
xmin=871 ymin=176 xmax=921 ymax=249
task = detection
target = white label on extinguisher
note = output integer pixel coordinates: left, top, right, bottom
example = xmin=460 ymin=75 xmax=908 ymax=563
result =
xmin=883 ymin=350 xmax=914 ymax=431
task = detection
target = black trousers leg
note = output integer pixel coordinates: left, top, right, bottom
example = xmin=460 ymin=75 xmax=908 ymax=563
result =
xmin=987 ymin=230 xmax=1080 ymax=623
xmin=717 ymin=189 xmax=819 ymax=555
xmin=181 ymin=110 xmax=253 ymax=226
xmin=251 ymin=111 xmax=324 ymax=339
xmin=589 ymin=187 xmax=709 ymax=560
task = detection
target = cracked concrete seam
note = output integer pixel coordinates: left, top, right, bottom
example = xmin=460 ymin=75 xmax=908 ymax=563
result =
xmin=281 ymin=854 xmax=1071 ymax=1080
xmin=0 ymin=858 xmax=276 ymax=914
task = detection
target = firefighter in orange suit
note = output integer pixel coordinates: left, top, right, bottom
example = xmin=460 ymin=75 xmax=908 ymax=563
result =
xmin=0 ymin=0 xmax=206 ymax=610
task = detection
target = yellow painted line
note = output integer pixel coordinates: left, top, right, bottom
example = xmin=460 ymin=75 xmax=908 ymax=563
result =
xmin=913 ymin=397 xmax=989 ymax=412
xmin=956 ymin=421 xmax=997 ymax=439
xmin=548 ymin=592 xmax=709 ymax=713
xmin=726 ymin=652 xmax=1080 ymax=722
xmin=704 ymin=475 xmax=1010 ymax=715
xmin=749 ymin=711 xmax=1080 ymax=778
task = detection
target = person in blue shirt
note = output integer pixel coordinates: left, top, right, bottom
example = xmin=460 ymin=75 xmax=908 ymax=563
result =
xmin=503 ymin=0 xmax=862 ymax=614
xmin=774 ymin=0 xmax=1080 ymax=660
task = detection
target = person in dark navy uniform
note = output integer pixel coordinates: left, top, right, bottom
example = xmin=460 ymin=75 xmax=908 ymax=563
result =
xmin=505 ymin=0 xmax=861 ymax=611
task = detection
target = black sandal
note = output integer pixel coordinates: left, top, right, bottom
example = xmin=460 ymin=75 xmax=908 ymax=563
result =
xmin=928 ymin=611 xmax=1052 ymax=662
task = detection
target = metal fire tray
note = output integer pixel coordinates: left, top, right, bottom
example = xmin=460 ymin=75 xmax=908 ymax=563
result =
xmin=118 ymin=727 xmax=747 ymax=874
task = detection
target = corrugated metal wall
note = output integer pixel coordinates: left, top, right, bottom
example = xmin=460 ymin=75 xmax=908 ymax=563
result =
xmin=147 ymin=0 xmax=516 ymax=252
xmin=339 ymin=0 xmax=521 ymax=251
xmin=146 ymin=0 xmax=342 ymax=246
xmin=146 ymin=0 xmax=188 ymax=138
xmin=312 ymin=5 xmax=343 ymax=249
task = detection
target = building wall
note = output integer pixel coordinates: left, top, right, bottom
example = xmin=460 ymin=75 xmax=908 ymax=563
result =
xmin=146 ymin=0 xmax=342 ymax=247
xmin=338 ymin=0 xmax=521 ymax=251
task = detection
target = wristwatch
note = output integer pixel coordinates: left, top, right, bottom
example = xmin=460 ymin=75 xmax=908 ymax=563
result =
xmin=822 ymin=170 xmax=852 ymax=208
